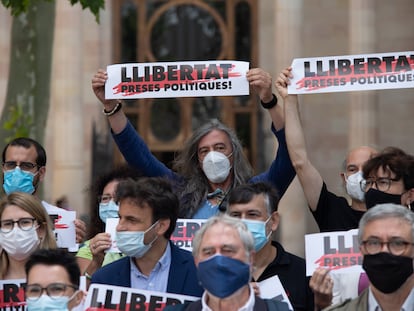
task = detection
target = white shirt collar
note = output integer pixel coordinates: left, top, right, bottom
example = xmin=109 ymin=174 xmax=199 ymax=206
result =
xmin=201 ymin=284 xmax=255 ymax=311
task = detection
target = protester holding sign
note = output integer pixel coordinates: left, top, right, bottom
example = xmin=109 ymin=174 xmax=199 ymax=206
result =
xmin=164 ymin=214 xmax=290 ymax=311
xmin=311 ymin=146 xmax=414 ymax=309
xmin=0 ymin=192 xmax=57 ymax=279
xmin=324 ymin=203 xmax=414 ymax=311
xmin=91 ymin=177 xmax=203 ymax=297
xmin=2 ymin=137 xmax=86 ymax=245
xmin=277 ymin=66 xmax=414 ymax=308
xmin=25 ymin=249 xmax=85 ymax=311
xmin=76 ymin=165 xmax=142 ymax=287
xmin=276 ymin=67 xmax=377 ymax=232
xmin=91 ymin=66 xmax=295 ymax=218
xmin=227 ymin=182 xmax=314 ymax=311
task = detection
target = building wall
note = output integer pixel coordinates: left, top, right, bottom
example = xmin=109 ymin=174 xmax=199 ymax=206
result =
xmin=0 ymin=1 xmax=413 ymax=257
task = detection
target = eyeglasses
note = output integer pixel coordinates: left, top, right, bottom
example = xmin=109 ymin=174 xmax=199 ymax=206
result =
xmin=24 ymin=283 xmax=78 ymax=300
xmin=0 ymin=218 xmax=37 ymax=233
xmin=99 ymin=194 xmax=115 ymax=203
xmin=360 ymin=177 xmax=399 ymax=192
xmin=2 ymin=161 xmax=39 ymax=172
xmin=361 ymin=238 xmax=414 ymax=256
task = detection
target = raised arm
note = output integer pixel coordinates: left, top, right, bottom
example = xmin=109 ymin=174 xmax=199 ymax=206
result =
xmin=246 ymin=68 xmax=295 ymax=196
xmin=275 ymin=67 xmax=323 ymax=211
xmin=91 ymin=69 xmax=128 ymax=134
xmin=246 ymin=68 xmax=284 ymax=130
xmin=91 ymin=69 xmax=176 ymax=180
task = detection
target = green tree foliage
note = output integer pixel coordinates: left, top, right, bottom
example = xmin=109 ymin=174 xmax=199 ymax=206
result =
xmin=0 ymin=0 xmax=104 ymax=145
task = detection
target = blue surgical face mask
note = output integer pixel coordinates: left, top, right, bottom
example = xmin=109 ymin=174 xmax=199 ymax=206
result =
xmin=99 ymin=200 xmax=119 ymax=223
xmin=26 ymin=292 xmax=76 ymax=311
xmin=242 ymin=217 xmax=272 ymax=251
xmin=3 ymin=167 xmax=36 ymax=195
xmin=197 ymin=254 xmax=250 ymax=298
xmin=115 ymin=221 xmax=159 ymax=258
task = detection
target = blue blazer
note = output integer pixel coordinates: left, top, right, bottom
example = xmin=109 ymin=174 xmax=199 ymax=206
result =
xmin=91 ymin=242 xmax=203 ymax=297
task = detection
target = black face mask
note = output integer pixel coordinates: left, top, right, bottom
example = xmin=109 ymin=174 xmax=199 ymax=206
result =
xmin=363 ymin=252 xmax=413 ymax=293
xmin=365 ymin=188 xmax=402 ymax=209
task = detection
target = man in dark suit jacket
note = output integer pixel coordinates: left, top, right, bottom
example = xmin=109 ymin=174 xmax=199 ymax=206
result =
xmin=91 ymin=177 xmax=203 ymax=297
xmin=165 ymin=215 xmax=290 ymax=311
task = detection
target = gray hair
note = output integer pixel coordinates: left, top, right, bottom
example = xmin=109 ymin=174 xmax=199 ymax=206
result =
xmin=358 ymin=203 xmax=414 ymax=243
xmin=173 ymin=119 xmax=253 ymax=217
xmin=192 ymin=214 xmax=254 ymax=259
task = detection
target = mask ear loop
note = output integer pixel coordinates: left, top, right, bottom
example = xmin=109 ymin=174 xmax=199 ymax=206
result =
xmin=264 ymin=216 xmax=273 ymax=240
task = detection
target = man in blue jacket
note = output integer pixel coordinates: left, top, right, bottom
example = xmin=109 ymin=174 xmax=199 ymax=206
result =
xmin=91 ymin=177 xmax=203 ymax=297
xmin=92 ymin=68 xmax=295 ymax=219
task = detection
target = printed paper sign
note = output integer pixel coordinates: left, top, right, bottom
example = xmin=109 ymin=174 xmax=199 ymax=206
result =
xmin=0 ymin=279 xmax=26 ymax=310
xmin=42 ymin=201 xmax=76 ymax=249
xmin=288 ymin=51 xmax=414 ymax=94
xmin=170 ymin=219 xmax=205 ymax=251
xmin=105 ymin=218 xmax=120 ymax=253
xmin=84 ymin=284 xmax=198 ymax=311
xmin=305 ymin=229 xmax=363 ymax=276
xmin=258 ymin=275 xmax=293 ymax=310
xmin=105 ymin=61 xmax=250 ymax=99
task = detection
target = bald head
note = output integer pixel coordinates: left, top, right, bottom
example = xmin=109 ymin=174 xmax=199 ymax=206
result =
xmin=343 ymin=146 xmax=377 ymax=175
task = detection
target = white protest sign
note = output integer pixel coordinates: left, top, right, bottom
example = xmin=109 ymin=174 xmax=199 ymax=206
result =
xmin=105 ymin=217 xmax=120 ymax=253
xmin=0 ymin=279 xmax=26 ymax=310
xmin=170 ymin=219 xmax=205 ymax=251
xmin=305 ymin=229 xmax=363 ymax=276
xmin=105 ymin=61 xmax=250 ymax=99
xmin=258 ymin=275 xmax=293 ymax=310
xmin=84 ymin=284 xmax=198 ymax=311
xmin=288 ymin=51 xmax=414 ymax=94
xmin=42 ymin=201 xmax=76 ymax=249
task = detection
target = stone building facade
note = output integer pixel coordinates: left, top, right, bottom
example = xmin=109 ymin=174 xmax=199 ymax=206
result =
xmin=0 ymin=0 xmax=413 ymax=255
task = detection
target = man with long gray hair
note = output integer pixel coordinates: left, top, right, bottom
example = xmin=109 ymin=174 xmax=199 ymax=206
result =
xmin=92 ymin=68 xmax=295 ymax=218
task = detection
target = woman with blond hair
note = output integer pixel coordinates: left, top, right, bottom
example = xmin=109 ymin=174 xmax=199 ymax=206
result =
xmin=0 ymin=192 xmax=56 ymax=279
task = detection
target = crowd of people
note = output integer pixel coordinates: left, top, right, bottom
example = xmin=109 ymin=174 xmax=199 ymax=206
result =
xmin=0 ymin=66 xmax=412 ymax=311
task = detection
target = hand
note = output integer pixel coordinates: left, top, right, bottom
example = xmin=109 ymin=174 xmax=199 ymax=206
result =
xmin=246 ymin=68 xmax=273 ymax=103
xmin=274 ymin=67 xmax=293 ymax=100
xmin=74 ymin=219 xmax=87 ymax=244
xmin=91 ymin=69 xmax=109 ymax=105
xmin=250 ymin=281 xmax=260 ymax=296
xmin=310 ymin=268 xmax=334 ymax=309
xmin=89 ymin=232 xmax=112 ymax=262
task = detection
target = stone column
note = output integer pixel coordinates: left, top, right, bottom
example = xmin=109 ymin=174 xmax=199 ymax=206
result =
xmin=348 ymin=0 xmax=377 ymax=148
xmin=0 ymin=8 xmax=11 ymax=112
xmin=272 ymin=0 xmax=312 ymax=257
xmin=46 ymin=1 xmax=85 ymax=214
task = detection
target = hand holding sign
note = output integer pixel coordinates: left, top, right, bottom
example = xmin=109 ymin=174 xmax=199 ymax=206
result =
xmin=105 ymin=61 xmax=250 ymax=99
xmin=288 ymin=51 xmax=414 ymax=94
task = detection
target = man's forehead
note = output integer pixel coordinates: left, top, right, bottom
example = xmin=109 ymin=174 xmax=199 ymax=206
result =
xmin=198 ymin=130 xmax=230 ymax=147
xmin=363 ymin=217 xmax=412 ymax=239
xmin=228 ymin=195 xmax=267 ymax=213
xmin=5 ymin=145 xmax=37 ymax=160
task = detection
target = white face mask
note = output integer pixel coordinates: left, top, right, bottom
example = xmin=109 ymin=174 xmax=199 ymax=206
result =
xmin=345 ymin=171 xmax=365 ymax=202
xmin=26 ymin=291 xmax=79 ymax=311
xmin=202 ymin=151 xmax=232 ymax=183
xmin=99 ymin=200 xmax=119 ymax=223
xmin=115 ymin=221 xmax=159 ymax=258
xmin=0 ymin=226 xmax=40 ymax=261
